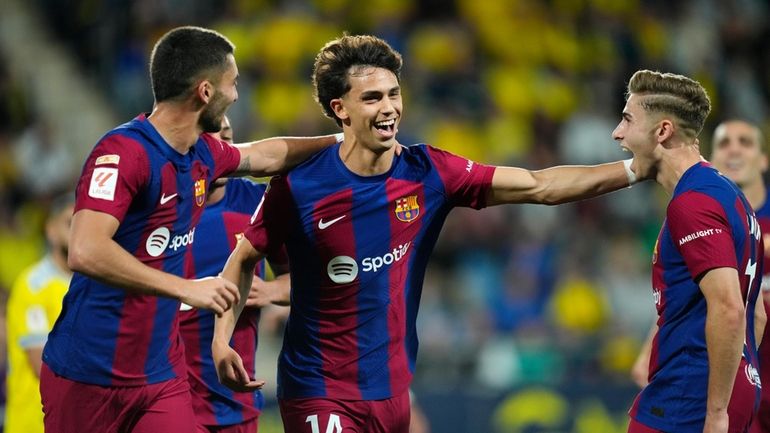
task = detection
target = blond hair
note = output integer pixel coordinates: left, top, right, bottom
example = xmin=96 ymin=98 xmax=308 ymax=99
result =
xmin=627 ymin=70 xmax=711 ymax=138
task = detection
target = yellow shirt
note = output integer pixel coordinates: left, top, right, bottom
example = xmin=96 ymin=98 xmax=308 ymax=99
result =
xmin=5 ymin=256 xmax=69 ymax=433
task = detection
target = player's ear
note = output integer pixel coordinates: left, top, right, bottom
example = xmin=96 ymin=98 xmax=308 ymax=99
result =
xmin=760 ymin=153 xmax=768 ymax=173
xmin=196 ymin=80 xmax=213 ymax=104
xmin=657 ymin=119 xmax=675 ymax=144
xmin=330 ymin=99 xmax=348 ymax=122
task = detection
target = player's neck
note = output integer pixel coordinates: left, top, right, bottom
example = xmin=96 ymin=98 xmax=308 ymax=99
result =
xmin=147 ymin=103 xmax=202 ymax=154
xmin=338 ymin=137 xmax=396 ymax=176
xmin=657 ymin=146 xmax=704 ymax=194
xmin=741 ymin=178 xmax=767 ymax=210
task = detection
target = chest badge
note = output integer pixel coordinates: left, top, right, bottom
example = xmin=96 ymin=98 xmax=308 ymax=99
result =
xmin=395 ymin=195 xmax=420 ymax=223
xmin=194 ymin=179 xmax=206 ymax=207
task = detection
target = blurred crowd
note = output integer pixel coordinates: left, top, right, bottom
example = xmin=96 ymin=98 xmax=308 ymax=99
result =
xmin=2 ymin=0 xmax=770 ymax=412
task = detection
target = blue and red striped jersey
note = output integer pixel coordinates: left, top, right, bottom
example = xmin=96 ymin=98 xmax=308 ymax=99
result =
xmin=752 ymin=187 xmax=770 ymax=430
xmin=244 ymin=142 xmax=495 ymax=400
xmin=630 ymin=162 xmax=763 ymax=432
xmin=180 ymin=178 xmax=269 ymax=426
xmin=42 ymin=114 xmax=240 ymax=386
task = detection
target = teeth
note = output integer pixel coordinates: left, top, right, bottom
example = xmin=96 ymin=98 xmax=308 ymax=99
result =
xmin=375 ymin=119 xmax=396 ymax=127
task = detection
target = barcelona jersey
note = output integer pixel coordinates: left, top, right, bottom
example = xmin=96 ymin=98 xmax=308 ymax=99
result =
xmin=244 ymin=142 xmax=495 ymax=400
xmin=630 ymin=162 xmax=763 ymax=432
xmin=43 ymin=114 xmax=241 ymax=386
xmin=180 ymin=178 xmax=272 ymax=426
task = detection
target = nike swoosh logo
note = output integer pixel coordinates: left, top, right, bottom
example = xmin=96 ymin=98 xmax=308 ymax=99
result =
xmin=318 ymin=215 xmax=346 ymax=230
xmin=160 ymin=193 xmax=178 ymax=205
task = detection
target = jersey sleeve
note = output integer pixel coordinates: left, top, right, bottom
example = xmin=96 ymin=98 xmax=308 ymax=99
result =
xmin=243 ymin=176 xmax=294 ymax=256
xmin=74 ymin=134 xmax=149 ymax=222
xmin=667 ymin=191 xmax=737 ymax=280
xmin=425 ymin=145 xmax=495 ymax=209
xmin=202 ymin=134 xmax=241 ymax=178
xmin=8 ymin=273 xmax=50 ymax=349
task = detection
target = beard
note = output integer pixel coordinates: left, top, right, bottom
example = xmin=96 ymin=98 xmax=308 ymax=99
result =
xmin=200 ymin=93 xmax=229 ymax=133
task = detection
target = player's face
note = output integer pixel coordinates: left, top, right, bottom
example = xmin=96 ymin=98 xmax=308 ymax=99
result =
xmin=710 ymin=121 xmax=767 ymax=187
xmin=200 ymin=54 xmax=239 ymax=134
xmin=612 ymin=94 xmax=659 ymax=177
xmin=335 ymin=66 xmax=401 ymax=151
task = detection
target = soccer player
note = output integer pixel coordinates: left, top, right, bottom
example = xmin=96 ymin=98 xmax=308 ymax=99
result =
xmin=212 ymin=34 xmax=643 ymax=433
xmin=180 ymin=116 xmax=290 ymax=433
xmin=40 ymin=26 xmax=337 ymax=433
xmin=615 ymin=72 xmax=764 ymax=433
xmin=710 ymin=119 xmax=770 ymax=433
xmin=5 ymin=193 xmax=73 ymax=433
xmin=629 ymin=119 xmax=770 ymax=432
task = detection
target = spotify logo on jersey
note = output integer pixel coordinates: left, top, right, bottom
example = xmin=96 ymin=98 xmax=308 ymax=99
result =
xmin=146 ymin=227 xmax=171 ymax=257
xmin=327 ymin=256 xmax=358 ymax=284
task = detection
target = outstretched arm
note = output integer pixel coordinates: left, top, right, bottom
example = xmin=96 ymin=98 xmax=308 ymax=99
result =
xmin=486 ymin=160 xmax=633 ymax=206
xmin=68 ymin=209 xmax=239 ymax=315
xmin=700 ymin=267 xmax=745 ymax=433
xmin=213 ymin=236 xmax=267 ymax=391
xmin=232 ymin=135 xmax=339 ymax=177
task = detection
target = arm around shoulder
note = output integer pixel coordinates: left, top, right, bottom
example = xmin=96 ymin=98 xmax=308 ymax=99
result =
xmin=233 ymin=134 xmax=339 ymax=177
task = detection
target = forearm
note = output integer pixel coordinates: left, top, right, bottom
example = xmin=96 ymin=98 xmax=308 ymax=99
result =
xmin=215 ymin=244 xmax=260 ymax=345
xmin=631 ymin=321 xmax=656 ymax=388
xmin=705 ymin=303 xmax=745 ymax=413
xmin=233 ymin=135 xmax=338 ymax=177
xmin=25 ymin=347 xmax=43 ymax=378
xmin=268 ymin=274 xmax=291 ymax=306
xmin=488 ymin=161 xmax=630 ymax=206
xmin=69 ymin=236 xmax=185 ymax=299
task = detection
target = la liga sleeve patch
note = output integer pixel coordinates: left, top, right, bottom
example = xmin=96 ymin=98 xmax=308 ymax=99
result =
xmin=88 ymin=167 xmax=119 ymax=201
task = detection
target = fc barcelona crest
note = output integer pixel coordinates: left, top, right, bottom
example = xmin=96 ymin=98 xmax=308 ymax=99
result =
xmin=395 ymin=195 xmax=420 ymax=222
xmin=194 ymin=179 xmax=206 ymax=207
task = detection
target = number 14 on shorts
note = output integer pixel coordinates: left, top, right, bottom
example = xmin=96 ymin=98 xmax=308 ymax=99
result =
xmin=306 ymin=414 xmax=342 ymax=433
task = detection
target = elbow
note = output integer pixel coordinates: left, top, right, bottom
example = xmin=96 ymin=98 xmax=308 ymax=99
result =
xmin=67 ymin=238 xmax=96 ymax=275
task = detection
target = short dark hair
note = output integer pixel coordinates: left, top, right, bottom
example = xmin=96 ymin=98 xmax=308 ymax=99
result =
xmin=627 ymin=70 xmax=711 ymax=138
xmin=312 ymin=34 xmax=403 ymax=126
xmin=150 ymin=26 xmax=235 ymax=102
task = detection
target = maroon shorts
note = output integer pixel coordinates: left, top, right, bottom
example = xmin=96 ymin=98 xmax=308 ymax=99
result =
xmin=40 ymin=362 xmax=195 ymax=433
xmin=196 ymin=416 xmax=258 ymax=433
xmin=278 ymin=391 xmax=410 ymax=433
xmin=729 ymin=358 xmax=759 ymax=433
xmin=629 ymin=358 xmax=758 ymax=433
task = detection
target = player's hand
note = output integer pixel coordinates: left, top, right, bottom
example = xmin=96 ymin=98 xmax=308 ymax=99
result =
xmin=245 ymin=276 xmax=272 ymax=308
xmin=212 ymin=342 xmax=265 ymax=392
xmin=180 ymin=276 xmax=240 ymax=316
xmin=703 ymin=410 xmax=728 ymax=433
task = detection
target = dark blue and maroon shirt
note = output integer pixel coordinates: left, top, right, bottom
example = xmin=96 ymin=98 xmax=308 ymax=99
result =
xmin=751 ymin=187 xmax=770 ymax=431
xmin=180 ymin=178 xmax=272 ymax=426
xmin=244 ymin=142 xmax=495 ymax=400
xmin=630 ymin=162 xmax=763 ymax=432
xmin=43 ymin=114 xmax=240 ymax=386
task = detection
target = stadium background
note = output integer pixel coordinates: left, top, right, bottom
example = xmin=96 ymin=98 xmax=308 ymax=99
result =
xmin=0 ymin=0 xmax=769 ymax=431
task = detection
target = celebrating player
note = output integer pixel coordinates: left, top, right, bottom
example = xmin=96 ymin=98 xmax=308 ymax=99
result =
xmin=40 ymin=26 xmax=337 ymax=433
xmin=617 ymin=72 xmax=764 ymax=433
xmin=212 ymin=34 xmax=644 ymax=433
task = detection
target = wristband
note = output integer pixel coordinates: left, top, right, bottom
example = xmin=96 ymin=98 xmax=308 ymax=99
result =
xmin=623 ymin=159 xmax=637 ymax=186
xmin=333 ymin=132 xmax=344 ymax=143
